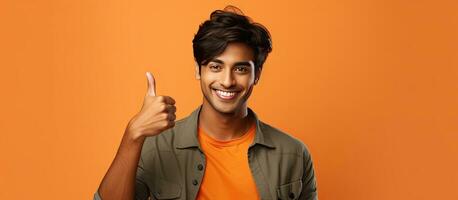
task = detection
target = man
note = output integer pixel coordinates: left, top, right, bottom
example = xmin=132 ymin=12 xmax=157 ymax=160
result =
xmin=95 ymin=6 xmax=317 ymax=200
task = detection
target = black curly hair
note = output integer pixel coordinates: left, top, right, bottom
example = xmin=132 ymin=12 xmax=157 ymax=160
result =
xmin=192 ymin=6 xmax=272 ymax=73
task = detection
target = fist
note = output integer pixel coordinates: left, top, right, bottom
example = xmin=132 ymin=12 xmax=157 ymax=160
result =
xmin=126 ymin=72 xmax=176 ymax=141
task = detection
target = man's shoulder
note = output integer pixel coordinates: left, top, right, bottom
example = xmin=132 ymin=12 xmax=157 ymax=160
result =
xmin=259 ymin=120 xmax=310 ymax=156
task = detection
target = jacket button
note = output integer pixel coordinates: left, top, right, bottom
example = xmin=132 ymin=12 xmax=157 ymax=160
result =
xmin=197 ymin=164 xmax=203 ymax=171
xmin=192 ymin=179 xmax=198 ymax=185
xmin=289 ymin=192 xmax=295 ymax=199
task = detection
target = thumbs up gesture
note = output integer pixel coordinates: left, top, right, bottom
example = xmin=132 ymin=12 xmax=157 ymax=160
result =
xmin=125 ymin=72 xmax=177 ymax=141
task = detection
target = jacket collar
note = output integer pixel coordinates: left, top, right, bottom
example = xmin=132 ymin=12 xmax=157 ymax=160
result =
xmin=175 ymin=106 xmax=276 ymax=149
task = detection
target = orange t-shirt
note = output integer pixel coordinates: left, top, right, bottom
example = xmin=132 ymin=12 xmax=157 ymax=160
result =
xmin=196 ymin=124 xmax=260 ymax=200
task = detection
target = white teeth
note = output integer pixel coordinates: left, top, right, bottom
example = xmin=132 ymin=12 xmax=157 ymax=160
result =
xmin=216 ymin=90 xmax=236 ymax=97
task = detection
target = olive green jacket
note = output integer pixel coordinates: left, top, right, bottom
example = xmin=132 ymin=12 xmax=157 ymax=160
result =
xmin=95 ymin=107 xmax=318 ymax=200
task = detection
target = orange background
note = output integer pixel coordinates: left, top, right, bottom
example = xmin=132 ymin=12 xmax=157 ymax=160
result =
xmin=1 ymin=0 xmax=457 ymax=199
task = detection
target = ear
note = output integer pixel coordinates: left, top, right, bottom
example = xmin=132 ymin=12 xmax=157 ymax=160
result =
xmin=195 ymin=62 xmax=201 ymax=80
xmin=254 ymin=67 xmax=262 ymax=85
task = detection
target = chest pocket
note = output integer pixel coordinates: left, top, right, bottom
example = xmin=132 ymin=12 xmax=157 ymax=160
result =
xmin=276 ymin=180 xmax=303 ymax=200
xmin=151 ymin=179 xmax=181 ymax=200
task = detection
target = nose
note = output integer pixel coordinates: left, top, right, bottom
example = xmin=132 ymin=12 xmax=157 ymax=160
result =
xmin=220 ymin=69 xmax=236 ymax=88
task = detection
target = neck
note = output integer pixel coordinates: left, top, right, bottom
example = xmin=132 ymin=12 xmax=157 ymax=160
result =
xmin=198 ymin=101 xmax=253 ymax=141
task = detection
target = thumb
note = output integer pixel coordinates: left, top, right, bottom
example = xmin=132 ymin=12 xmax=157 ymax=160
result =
xmin=145 ymin=71 xmax=156 ymax=96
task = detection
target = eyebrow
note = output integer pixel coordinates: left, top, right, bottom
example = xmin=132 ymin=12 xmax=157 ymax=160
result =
xmin=209 ymin=59 xmax=253 ymax=67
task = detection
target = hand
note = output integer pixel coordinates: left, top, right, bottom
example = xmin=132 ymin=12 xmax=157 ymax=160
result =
xmin=125 ymin=72 xmax=176 ymax=141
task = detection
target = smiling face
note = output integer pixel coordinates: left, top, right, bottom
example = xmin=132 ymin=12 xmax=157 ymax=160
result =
xmin=196 ymin=42 xmax=261 ymax=115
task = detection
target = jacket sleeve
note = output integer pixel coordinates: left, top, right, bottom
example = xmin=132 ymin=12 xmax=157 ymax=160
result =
xmin=299 ymin=146 xmax=318 ymax=200
xmin=93 ymin=157 xmax=150 ymax=200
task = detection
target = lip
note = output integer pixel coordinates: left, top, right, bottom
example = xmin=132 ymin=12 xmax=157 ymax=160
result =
xmin=212 ymin=89 xmax=239 ymax=100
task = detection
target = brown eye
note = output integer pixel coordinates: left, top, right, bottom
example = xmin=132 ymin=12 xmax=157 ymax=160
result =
xmin=209 ymin=64 xmax=222 ymax=71
xmin=235 ymin=66 xmax=248 ymax=73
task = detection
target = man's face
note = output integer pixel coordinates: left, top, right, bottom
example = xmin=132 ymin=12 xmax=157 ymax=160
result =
xmin=196 ymin=42 xmax=260 ymax=114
